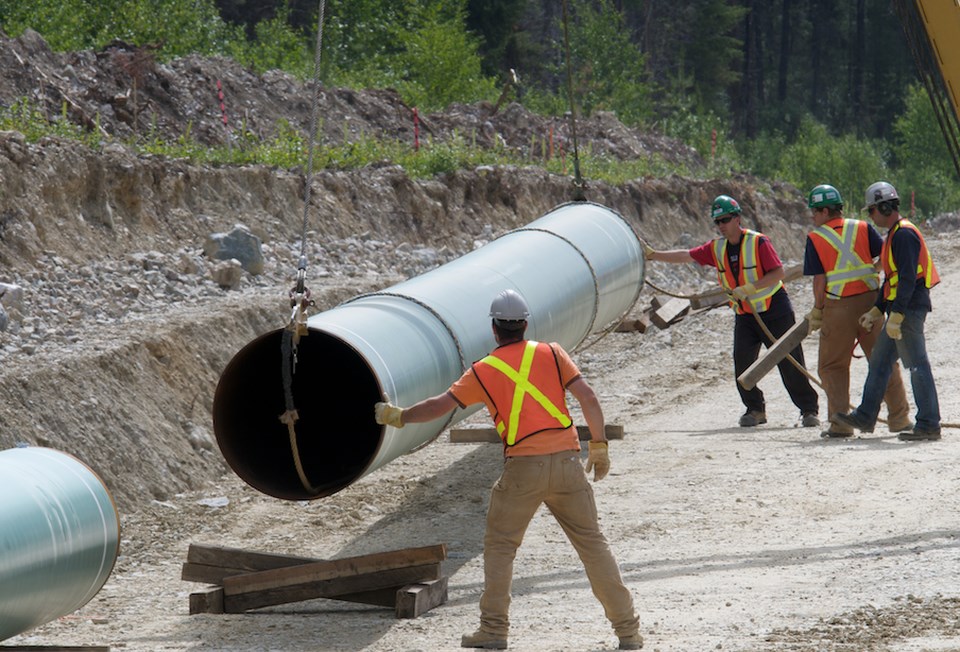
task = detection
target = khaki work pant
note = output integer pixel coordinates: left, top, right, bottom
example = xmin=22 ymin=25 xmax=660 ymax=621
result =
xmin=820 ymin=292 xmax=911 ymax=432
xmin=478 ymin=450 xmax=640 ymax=638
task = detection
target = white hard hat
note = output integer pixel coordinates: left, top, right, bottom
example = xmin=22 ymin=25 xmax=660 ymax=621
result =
xmin=863 ymin=181 xmax=899 ymax=210
xmin=489 ymin=289 xmax=530 ymax=321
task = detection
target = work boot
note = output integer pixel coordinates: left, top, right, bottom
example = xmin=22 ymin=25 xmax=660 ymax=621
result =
xmin=618 ymin=632 xmax=644 ymax=649
xmin=898 ymin=427 xmax=941 ymax=442
xmin=739 ymin=410 xmax=767 ymax=427
xmin=801 ymin=412 xmax=820 ymax=428
xmin=461 ymin=630 xmax=508 ymax=649
xmin=888 ymin=418 xmax=914 ymax=433
xmin=830 ymin=411 xmax=875 ymax=434
xmin=820 ymin=428 xmax=853 ymax=439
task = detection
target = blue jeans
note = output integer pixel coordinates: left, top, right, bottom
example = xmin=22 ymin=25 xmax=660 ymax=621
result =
xmin=854 ymin=309 xmax=940 ymax=430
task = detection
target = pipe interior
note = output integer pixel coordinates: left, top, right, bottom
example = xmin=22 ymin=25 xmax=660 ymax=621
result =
xmin=213 ymin=328 xmax=384 ymax=500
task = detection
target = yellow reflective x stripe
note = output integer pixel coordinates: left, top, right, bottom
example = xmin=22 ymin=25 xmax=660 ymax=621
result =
xmin=481 ymin=341 xmax=572 ymax=445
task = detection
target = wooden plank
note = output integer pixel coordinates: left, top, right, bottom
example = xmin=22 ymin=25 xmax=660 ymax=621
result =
xmin=616 ymin=311 xmax=650 ymax=333
xmin=224 ymin=563 xmax=442 ymax=613
xmin=182 ymin=562 xmax=246 ymax=585
xmin=650 ymin=297 xmax=690 ymax=329
xmin=186 ymin=544 xmax=318 ymax=570
xmin=449 ymin=424 xmax=624 ymax=443
xmin=1 ymin=648 xmax=111 ymax=651
xmin=737 ymin=317 xmax=811 ymax=390
xmin=687 ymin=263 xmax=804 ymax=310
xmin=396 ymin=578 xmax=449 ymax=618
xmin=223 ymin=544 xmax=446 ymax=596
xmin=189 ymin=586 xmax=224 ymax=614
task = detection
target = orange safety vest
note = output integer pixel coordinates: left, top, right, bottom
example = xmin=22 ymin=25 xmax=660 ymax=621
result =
xmin=711 ymin=229 xmax=782 ymax=315
xmin=809 ymin=218 xmax=879 ymax=299
xmin=472 ymin=340 xmax=573 ymax=446
xmin=881 ymin=219 xmax=940 ymax=301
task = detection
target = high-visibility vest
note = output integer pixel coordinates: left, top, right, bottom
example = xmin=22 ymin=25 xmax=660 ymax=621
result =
xmin=881 ymin=219 xmax=940 ymax=301
xmin=809 ymin=218 xmax=879 ymax=298
xmin=711 ymin=229 xmax=782 ymax=315
xmin=472 ymin=340 xmax=573 ymax=446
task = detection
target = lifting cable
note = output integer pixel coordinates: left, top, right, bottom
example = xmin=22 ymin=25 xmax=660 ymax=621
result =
xmin=278 ymin=0 xmax=327 ymax=495
xmin=560 ymin=0 xmax=586 ymax=202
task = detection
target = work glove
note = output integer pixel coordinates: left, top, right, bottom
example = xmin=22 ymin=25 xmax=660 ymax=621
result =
xmin=886 ymin=311 xmax=905 ymax=340
xmin=805 ymin=307 xmax=823 ymax=332
xmin=858 ymin=306 xmax=884 ymax=332
xmin=731 ymin=282 xmax=757 ymax=302
xmin=584 ymin=441 xmax=609 ymax=482
xmin=641 ymin=241 xmax=655 ymax=260
xmin=374 ymin=402 xmax=405 ymax=428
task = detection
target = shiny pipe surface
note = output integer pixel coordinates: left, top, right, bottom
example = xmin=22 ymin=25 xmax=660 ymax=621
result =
xmin=0 ymin=447 xmax=120 ymax=642
xmin=214 ymin=201 xmax=644 ymax=500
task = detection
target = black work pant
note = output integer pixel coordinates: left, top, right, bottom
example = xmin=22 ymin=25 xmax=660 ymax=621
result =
xmin=733 ymin=310 xmax=819 ymax=415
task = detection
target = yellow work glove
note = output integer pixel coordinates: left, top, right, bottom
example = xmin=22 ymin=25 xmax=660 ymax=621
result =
xmin=886 ymin=311 xmax=905 ymax=340
xmin=641 ymin=241 xmax=655 ymax=260
xmin=731 ymin=282 xmax=757 ymax=302
xmin=805 ymin=307 xmax=823 ymax=332
xmin=584 ymin=441 xmax=610 ymax=482
xmin=858 ymin=306 xmax=884 ymax=332
xmin=374 ymin=402 xmax=404 ymax=428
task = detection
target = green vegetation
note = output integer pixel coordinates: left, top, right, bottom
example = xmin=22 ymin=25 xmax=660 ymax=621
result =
xmin=1 ymin=0 xmax=958 ymax=218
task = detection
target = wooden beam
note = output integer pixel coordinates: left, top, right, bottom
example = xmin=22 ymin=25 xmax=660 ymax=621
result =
xmin=189 ymin=586 xmax=224 ymax=614
xmin=224 ymin=563 xmax=442 ymax=613
xmin=616 ymin=311 xmax=650 ymax=333
xmin=449 ymin=424 xmax=623 ymax=444
xmin=186 ymin=544 xmax=318 ymax=570
xmin=737 ymin=317 xmax=811 ymax=390
xmin=688 ymin=263 xmax=804 ymax=310
xmin=650 ymin=297 xmax=690 ymax=329
xmin=396 ymin=578 xmax=449 ymax=618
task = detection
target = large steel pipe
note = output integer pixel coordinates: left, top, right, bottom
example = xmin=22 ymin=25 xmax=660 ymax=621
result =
xmin=0 ymin=447 xmax=120 ymax=641
xmin=214 ymin=201 xmax=644 ymax=500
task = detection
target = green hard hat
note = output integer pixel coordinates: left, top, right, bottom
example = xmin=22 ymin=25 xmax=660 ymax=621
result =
xmin=808 ymin=184 xmax=843 ymax=208
xmin=711 ymin=195 xmax=742 ymax=219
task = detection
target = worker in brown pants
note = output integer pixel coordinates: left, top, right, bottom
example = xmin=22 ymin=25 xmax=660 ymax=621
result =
xmin=802 ymin=184 xmax=911 ymax=438
xmin=375 ymin=289 xmax=642 ymax=650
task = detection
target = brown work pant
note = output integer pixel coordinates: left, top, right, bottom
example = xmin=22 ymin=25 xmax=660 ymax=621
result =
xmin=820 ymin=292 xmax=910 ymax=432
xmin=478 ymin=450 xmax=639 ymax=639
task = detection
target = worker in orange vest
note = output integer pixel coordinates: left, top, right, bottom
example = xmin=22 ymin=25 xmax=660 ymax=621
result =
xmin=802 ymin=184 xmax=912 ymax=438
xmin=645 ymin=194 xmax=820 ymax=428
xmin=375 ymin=289 xmax=642 ymax=651
xmin=832 ymin=181 xmax=942 ymax=441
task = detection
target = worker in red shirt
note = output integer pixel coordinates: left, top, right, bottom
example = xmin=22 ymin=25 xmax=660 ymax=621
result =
xmin=646 ymin=194 xmax=820 ymax=428
xmin=375 ymin=289 xmax=642 ymax=651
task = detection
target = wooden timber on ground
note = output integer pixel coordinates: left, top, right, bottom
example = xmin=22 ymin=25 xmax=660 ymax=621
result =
xmin=449 ymin=424 xmax=623 ymax=444
xmin=737 ymin=317 xmax=811 ymax=390
xmin=1 ymin=648 xmax=110 ymax=651
xmin=182 ymin=543 xmax=448 ymax=618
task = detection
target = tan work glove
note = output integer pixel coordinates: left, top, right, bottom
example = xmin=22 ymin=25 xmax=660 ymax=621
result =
xmin=731 ymin=282 xmax=756 ymax=301
xmin=805 ymin=307 xmax=823 ymax=332
xmin=641 ymin=241 xmax=655 ymax=260
xmin=858 ymin=306 xmax=883 ymax=332
xmin=886 ymin=311 xmax=905 ymax=340
xmin=584 ymin=441 xmax=609 ymax=482
xmin=374 ymin=402 xmax=404 ymax=428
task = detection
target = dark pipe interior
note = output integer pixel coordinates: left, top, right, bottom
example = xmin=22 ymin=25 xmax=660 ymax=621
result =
xmin=213 ymin=328 xmax=384 ymax=500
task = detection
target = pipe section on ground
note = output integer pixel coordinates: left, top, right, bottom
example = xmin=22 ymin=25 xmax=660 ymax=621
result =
xmin=214 ymin=201 xmax=644 ymax=500
xmin=0 ymin=446 xmax=120 ymax=642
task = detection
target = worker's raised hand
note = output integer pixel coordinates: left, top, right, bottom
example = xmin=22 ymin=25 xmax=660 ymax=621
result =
xmin=731 ymin=282 xmax=756 ymax=302
xmin=584 ymin=441 xmax=610 ymax=482
xmin=374 ymin=402 xmax=405 ymax=428
xmin=885 ymin=311 xmax=905 ymax=340
xmin=858 ymin=306 xmax=883 ymax=332
xmin=805 ymin=307 xmax=823 ymax=332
